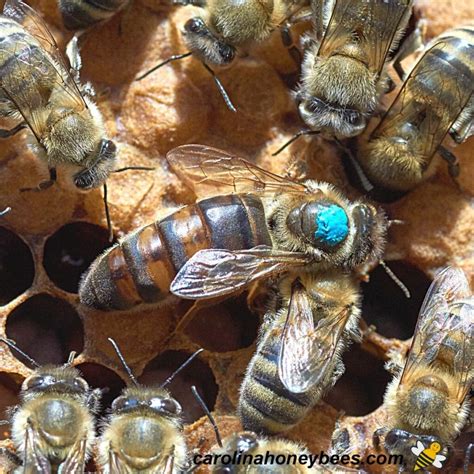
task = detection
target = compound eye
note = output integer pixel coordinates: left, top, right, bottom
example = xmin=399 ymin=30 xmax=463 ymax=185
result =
xmin=25 ymin=375 xmax=46 ymax=390
xmin=150 ymin=397 xmax=182 ymax=415
xmin=72 ymin=377 xmax=89 ymax=392
xmin=100 ymin=139 xmax=116 ymax=156
xmin=236 ymin=432 xmax=258 ymax=452
xmin=112 ymin=396 xmax=139 ymax=412
xmin=184 ymin=17 xmax=205 ymax=33
xmin=218 ymin=44 xmax=235 ymax=63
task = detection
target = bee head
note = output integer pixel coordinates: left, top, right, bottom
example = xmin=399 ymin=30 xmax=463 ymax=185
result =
xmin=286 ymin=200 xmax=350 ymax=252
xmin=73 ymin=139 xmax=117 ymax=190
xmin=22 ymin=366 xmax=89 ymax=399
xmin=183 ymin=17 xmax=236 ymax=67
xmin=111 ymin=387 xmax=182 ymax=419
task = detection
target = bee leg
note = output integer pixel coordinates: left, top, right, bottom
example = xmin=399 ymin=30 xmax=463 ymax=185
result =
xmin=391 ymin=20 xmax=427 ymax=82
xmin=449 ymin=98 xmax=474 ymax=144
xmin=464 ymin=443 xmax=473 ymax=474
xmin=280 ymin=25 xmax=302 ymax=69
xmin=437 ymin=146 xmax=465 ymax=193
xmin=0 ymin=121 xmax=26 ymax=138
xmin=173 ymin=0 xmax=207 ymax=5
xmin=373 ymin=428 xmax=387 ymax=451
xmin=65 ymin=34 xmax=84 ymax=83
xmin=86 ymin=387 xmax=103 ymax=412
xmin=20 ymin=167 xmax=57 ymax=192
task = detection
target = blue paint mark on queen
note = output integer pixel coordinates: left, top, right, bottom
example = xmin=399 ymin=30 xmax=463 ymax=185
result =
xmin=314 ymin=204 xmax=349 ymax=246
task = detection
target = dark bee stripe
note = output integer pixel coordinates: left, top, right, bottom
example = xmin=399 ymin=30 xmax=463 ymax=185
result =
xmin=430 ymin=43 xmax=473 ymax=83
xmin=59 ymin=0 xmax=126 ymax=30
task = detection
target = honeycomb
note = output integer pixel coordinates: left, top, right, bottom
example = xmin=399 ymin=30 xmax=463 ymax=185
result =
xmin=0 ymin=0 xmax=472 ymax=472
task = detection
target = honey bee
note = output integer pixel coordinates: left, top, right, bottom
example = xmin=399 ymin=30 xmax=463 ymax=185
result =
xmin=191 ymin=385 xmax=317 ymax=473
xmin=0 ymin=0 xmax=116 ymax=192
xmin=137 ymin=0 xmax=311 ymax=111
xmin=58 ymin=0 xmax=128 ymax=31
xmin=295 ymin=0 xmax=412 ymax=139
xmin=0 ymin=338 xmax=101 ymax=473
xmin=356 ymin=27 xmax=474 ymax=196
xmin=96 ymin=339 xmax=202 ymax=473
xmin=374 ymin=266 xmax=473 ymax=465
xmin=238 ymin=270 xmax=361 ymax=434
xmin=79 ymin=144 xmax=387 ymax=311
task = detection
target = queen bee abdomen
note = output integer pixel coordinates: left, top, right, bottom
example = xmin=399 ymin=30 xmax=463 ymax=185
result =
xmin=79 ymin=194 xmax=272 ymax=310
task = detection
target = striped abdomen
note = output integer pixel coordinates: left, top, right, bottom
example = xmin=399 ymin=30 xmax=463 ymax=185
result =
xmin=0 ymin=18 xmax=55 ymax=111
xmin=238 ymin=314 xmax=320 ymax=434
xmin=79 ymin=194 xmax=272 ymax=310
xmin=59 ymin=0 xmax=128 ymax=30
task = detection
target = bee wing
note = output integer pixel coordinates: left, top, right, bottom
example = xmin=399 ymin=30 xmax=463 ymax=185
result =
xmin=170 ymin=246 xmax=314 ymax=300
xmin=59 ymin=438 xmax=88 ymax=474
xmin=400 ymin=267 xmax=473 ymax=402
xmin=278 ymin=279 xmax=353 ymax=393
xmin=107 ymin=449 xmax=131 ymax=474
xmin=167 ymin=144 xmax=309 ymax=199
xmin=373 ymin=37 xmax=473 ymax=158
xmin=433 ymin=454 xmax=447 ymax=468
xmin=1 ymin=0 xmax=86 ymax=140
xmin=318 ymin=0 xmax=412 ymax=74
xmin=23 ymin=423 xmax=52 ymax=473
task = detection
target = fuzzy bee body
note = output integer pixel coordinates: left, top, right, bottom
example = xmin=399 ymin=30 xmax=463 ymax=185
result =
xmin=80 ymin=193 xmax=272 ymax=310
xmin=239 ymin=271 xmax=361 ymax=434
xmin=0 ymin=0 xmax=116 ymax=191
xmin=296 ymin=0 xmax=412 ymax=138
xmin=357 ymin=26 xmax=474 ymax=194
xmin=58 ymin=0 xmax=129 ymax=31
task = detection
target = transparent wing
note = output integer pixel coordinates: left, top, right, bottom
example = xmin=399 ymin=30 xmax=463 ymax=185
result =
xmin=372 ymin=37 xmax=473 ymax=159
xmin=23 ymin=423 xmax=52 ymax=473
xmin=58 ymin=438 xmax=88 ymax=474
xmin=318 ymin=0 xmax=411 ymax=74
xmin=108 ymin=449 xmax=132 ymax=474
xmin=170 ymin=246 xmax=313 ymax=300
xmin=0 ymin=0 xmax=86 ymax=139
xmin=278 ymin=279 xmax=354 ymax=393
xmin=400 ymin=267 xmax=473 ymax=403
xmin=167 ymin=144 xmax=309 ymax=198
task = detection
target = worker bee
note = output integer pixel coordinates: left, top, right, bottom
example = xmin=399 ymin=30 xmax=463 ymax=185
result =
xmin=296 ymin=0 xmax=412 ymax=139
xmin=79 ymin=144 xmax=387 ymax=311
xmin=0 ymin=0 xmax=116 ymax=192
xmin=356 ymin=26 xmax=474 ymax=196
xmin=58 ymin=0 xmax=129 ymax=31
xmin=137 ymin=0 xmax=311 ymax=111
xmin=374 ymin=266 xmax=473 ymax=465
xmin=0 ymin=338 xmax=101 ymax=473
xmin=191 ymin=385 xmax=317 ymax=473
xmin=96 ymin=339 xmax=202 ymax=472
xmin=238 ymin=270 xmax=361 ymax=434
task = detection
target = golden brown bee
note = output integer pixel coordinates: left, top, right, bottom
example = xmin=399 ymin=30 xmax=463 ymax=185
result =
xmin=356 ymin=27 xmax=474 ymax=195
xmin=0 ymin=339 xmax=101 ymax=473
xmin=239 ymin=270 xmax=361 ymax=434
xmin=79 ymin=144 xmax=387 ymax=311
xmin=374 ymin=266 xmax=473 ymax=464
xmin=0 ymin=0 xmax=116 ymax=192
xmin=138 ymin=0 xmax=311 ymax=111
xmin=296 ymin=0 xmax=412 ymax=138
xmin=58 ymin=0 xmax=129 ymax=31
xmin=96 ymin=339 xmax=201 ymax=473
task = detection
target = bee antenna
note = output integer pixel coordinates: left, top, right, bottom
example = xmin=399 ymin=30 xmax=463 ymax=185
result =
xmin=380 ymin=261 xmax=411 ymax=298
xmin=103 ymin=183 xmax=114 ymax=243
xmin=464 ymin=442 xmax=473 ymax=474
xmin=108 ymin=338 xmax=139 ymax=387
xmin=191 ymin=385 xmax=223 ymax=447
xmin=136 ymin=52 xmax=193 ymax=81
xmin=200 ymin=62 xmax=237 ymax=113
xmin=0 ymin=337 xmax=40 ymax=368
xmin=66 ymin=351 xmax=77 ymax=366
xmin=0 ymin=206 xmax=11 ymax=217
xmin=113 ymin=166 xmax=155 ymax=174
xmin=272 ymin=129 xmax=320 ymax=156
xmin=160 ymin=348 xmax=204 ymax=388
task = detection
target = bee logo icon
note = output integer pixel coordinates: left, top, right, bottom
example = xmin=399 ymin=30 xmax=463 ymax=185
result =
xmin=411 ymin=441 xmax=446 ymax=471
